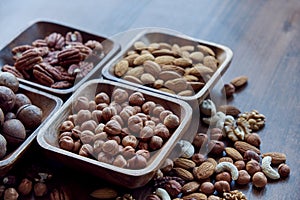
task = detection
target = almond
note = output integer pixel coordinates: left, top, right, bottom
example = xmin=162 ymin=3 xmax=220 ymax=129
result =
xmin=143 ymin=60 xmax=161 ymax=77
xmin=114 ymin=60 xmax=129 ymax=77
xmin=262 ymin=152 xmax=286 ymax=165
xmin=90 ymin=187 xmax=118 ymax=199
xmin=193 ymin=161 xmax=215 ymax=180
xmin=158 ymin=71 xmax=182 ymax=81
xmin=181 ymin=181 xmax=200 ymax=194
xmin=133 ymin=53 xmax=155 ymax=65
xmin=188 ymin=65 xmax=214 ymax=77
xmin=174 ymin=158 xmax=196 ymax=170
xmin=161 ymin=65 xmax=185 ymax=76
xmin=230 ymin=75 xmax=248 ymax=88
xmin=154 ymin=55 xmax=175 ymax=65
xmin=140 ymin=73 xmax=155 ymax=85
xmin=173 ymin=167 xmax=194 ymax=181
xmin=225 ymin=147 xmax=243 ymax=161
xmin=234 ymin=141 xmax=261 ymax=155
xmin=182 ymin=192 xmax=207 ymax=200
xmin=123 ymin=75 xmax=143 ymax=85
xmin=218 ymin=105 xmax=241 ymax=117
xmin=173 ymin=57 xmax=192 ymax=68
xmin=164 ymin=78 xmax=188 ymax=92
xmin=126 ymin=66 xmax=144 ymax=77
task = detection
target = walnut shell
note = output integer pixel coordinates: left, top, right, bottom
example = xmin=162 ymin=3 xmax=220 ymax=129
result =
xmin=2 ymin=119 xmax=26 ymax=147
xmin=16 ymin=104 xmax=43 ymax=130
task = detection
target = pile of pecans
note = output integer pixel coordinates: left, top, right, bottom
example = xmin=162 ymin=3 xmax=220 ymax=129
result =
xmin=2 ymin=31 xmax=104 ymax=89
xmin=113 ymin=40 xmax=219 ymax=96
xmin=145 ymin=98 xmax=290 ymax=200
xmin=58 ymin=88 xmax=181 ymax=169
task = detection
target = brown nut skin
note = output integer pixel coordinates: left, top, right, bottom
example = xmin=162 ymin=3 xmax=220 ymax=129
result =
xmin=252 ymin=172 xmax=267 ymax=188
xmin=200 ymin=182 xmax=215 ymax=195
xmin=76 ymin=110 xmax=92 ymax=125
xmin=80 ymin=120 xmax=97 ymax=132
xmin=13 ymin=93 xmax=32 ymax=112
xmin=245 ymin=133 xmax=261 ymax=147
xmin=215 ymin=172 xmax=231 ymax=183
xmin=79 ymin=130 xmax=95 ymax=144
xmin=73 ymin=96 xmax=89 ymax=113
xmin=102 ymin=140 xmax=119 ymax=156
xmin=0 ymin=134 xmax=7 ymax=158
xmin=112 ymin=88 xmax=128 ymax=104
xmin=59 ymin=135 xmax=75 ymax=151
xmin=244 ymin=150 xmax=260 ymax=162
xmin=246 ymin=159 xmax=261 ymax=176
xmin=18 ymin=178 xmax=33 ymax=196
xmin=146 ymin=194 xmax=161 ymax=200
xmin=60 ymin=120 xmax=75 ymax=132
xmin=191 ymin=153 xmax=206 ymax=165
xmin=113 ymin=154 xmax=127 ymax=168
xmin=278 ymin=163 xmax=290 ymax=178
xmin=236 ymin=170 xmax=251 ymax=185
xmin=16 ymin=104 xmax=43 ymax=130
xmin=79 ymin=144 xmax=93 ymax=157
xmin=149 ymin=135 xmax=163 ymax=150
xmin=122 ymin=135 xmax=138 ymax=148
xmin=223 ymin=83 xmax=235 ymax=98
xmin=127 ymin=154 xmax=147 ymax=169
xmin=4 ymin=187 xmax=19 ymax=200
xmin=95 ymin=92 xmax=110 ymax=104
xmin=0 ymin=86 xmax=16 ymax=113
xmin=214 ymin=180 xmax=230 ymax=194
xmin=128 ymin=92 xmax=145 ymax=106
xmin=33 ymin=182 xmax=47 ymax=197
xmin=127 ymin=115 xmax=143 ymax=133
xmin=2 ymin=119 xmax=26 ymax=147
xmin=163 ymin=113 xmax=180 ymax=129
xmin=104 ymin=120 xmax=122 ymax=135
xmin=208 ymin=140 xmax=224 ymax=156
xmin=154 ymin=124 xmax=170 ymax=141
xmin=234 ymin=160 xmax=246 ymax=170
xmin=142 ymin=101 xmax=156 ymax=114
xmin=210 ymin=127 xmax=223 ymax=140
xmin=192 ymin=133 xmax=208 ymax=149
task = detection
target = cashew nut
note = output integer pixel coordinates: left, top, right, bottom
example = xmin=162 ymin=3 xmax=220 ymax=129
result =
xmin=261 ymin=156 xmax=280 ymax=180
xmin=178 ymin=140 xmax=194 ymax=158
xmin=155 ymin=188 xmax=171 ymax=200
xmin=215 ymin=161 xmax=239 ymax=180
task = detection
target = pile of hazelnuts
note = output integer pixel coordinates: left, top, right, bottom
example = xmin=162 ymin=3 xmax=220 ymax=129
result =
xmin=58 ymin=87 xmax=181 ymax=169
xmin=0 ymin=72 xmax=43 ymax=159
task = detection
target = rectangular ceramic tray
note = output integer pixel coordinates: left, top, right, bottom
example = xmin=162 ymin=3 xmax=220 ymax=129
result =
xmin=0 ymin=84 xmax=63 ymax=176
xmin=0 ymin=20 xmax=121 ymax=99
xmin=102 ymin=29 xmax=233 ymax=104
xmin=37 ymin=79 xmax=192 ymax=188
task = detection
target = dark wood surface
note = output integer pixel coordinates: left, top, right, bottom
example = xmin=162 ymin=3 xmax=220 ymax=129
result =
xmin=0 ymin=0 xmax=300 ymax=199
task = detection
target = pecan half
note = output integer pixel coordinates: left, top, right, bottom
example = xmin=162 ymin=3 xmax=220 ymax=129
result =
xmin=33 ymin=64 xmax=55 ymax=86
xmin=32 ymin=39 xmax=48 ymax=47
xmin=67 ymin=42 xmax=92 ymax=60
xmin=15 ymin=49 xmax=43 ymax=71
xmin=12 ymin=45 xmax=33 ymax=55
xmin=57 ymin=48 xmax=81 ymax=66
xmin=66 ymin=31 xmax=82 ymax=43
xmin=51 ymin=81 xmax=73 ymax=89
xmin=2 ymin=64 xmax=24 ymax=78
xmin=46 ymin=32 xmax=65 ymax=50
xmin=85 ymin=40 xmax=104 ymax=55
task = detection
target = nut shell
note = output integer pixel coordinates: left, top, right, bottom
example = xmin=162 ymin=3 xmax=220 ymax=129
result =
xmin=0 ymin=86 xmax=16 ymax=113
xmin=17 ymin=104 xmax=43 ymax=130
xmin=2 ymin=119 xmax=26 ymax=147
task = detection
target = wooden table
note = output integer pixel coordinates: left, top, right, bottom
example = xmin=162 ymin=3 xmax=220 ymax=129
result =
xmin=0 ymin=0 xmax=299 ymax=199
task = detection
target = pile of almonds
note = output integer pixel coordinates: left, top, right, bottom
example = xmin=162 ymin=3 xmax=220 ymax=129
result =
xmin=143 ymin=93 xmax=290 ymax=199
xmin=113 ymin=40 xmax=219 ymax=96
xmin=58 ymin=88 xmax=181 ymax=169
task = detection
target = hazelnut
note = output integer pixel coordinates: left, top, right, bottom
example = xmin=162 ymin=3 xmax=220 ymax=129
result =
xmin=200 ymin=182 xmax=215 ymax=195
xmin=209 ymin=128 xmax=223 ymax=140
xmin=0 ymin=108 xmax=4 ymax=125
xmin=146 ymin=194 xmax=161 ymax=200
xmin=17 ymin=104 xmax=43 ymax=130
xmin=223 ymin=83 xmax=235 ymax=98
xmin=136 ymin=149 xmax=150 ymax=160
xmin=88 ymin=100 xmax=97 ymax=111
xmin=0 ymin=134 xmax=7 ymax=158
xmin=73 ymin=140 xmax=81 ymax=153
xmin=113 ymin=154 xmax=127 ymax=168
xmin=111 ymin=115 xmax=124 ymax=127
xmin=159 ymin=110 xmax=172 ymax=122
xmin=139 ymin=126 xmax=154 ymax=141
xmin=93 ymin=139 xmax=105 ymax=154
xmin=278 ymin=163 xmax=290 ymax=178
xmin=215 ymin=172 xmax=231 ymax=183
xmin=142 ymin=101 xmax=156 ymax=114
xmin=246 ymin=159 xmax=261 ymax=176
xmin=73 ymin=96 xmax=89 ymax=113
xmin=79 ymin=130 xmax=95 ymax=144
xmin=102 ymin=106 xmax=117 ymax=122
xmin=122 ymin=135 xmax=138 ymax=148
xmin=17 ymin=178 xmax=32 ymax=195
xmin=192 ymin=133 xmax=208 ymax=149
xmin=154 ymin=123 xmax=170 ymax=140
xmin=236 ymin=170 xmax=251 ymax=185
xmin=104 ymin=120 xmax=122 ymax=135
xmin=112 ymin=88 xmax=128 ymax=103
xmin=128 ymin=92 xmax=145 ymax=106
xmin=59 ymin=135 xmax=75 ymax=151
xmin=191 ymin=153 xmax=206 ymax=165
xmin=137 ymin=141 xmax=149 ymax=150
xmin=252 ymin=172 xmax=267 ymax=188
xmin=91 ymin=110 xmax=102 ymax=123
xmin=160 ymin=158 xmax=174 ymax=174
xmin=127 ymin=154 xmax=147 ymax=169
xmin=102 ymin=140 xmax=119 ymax=156
xmin=80 ymin=120 xmax=97 ymax=132
xmin=4 ymin=188 xmax=19 ymax=200
xmin=33 ymin=182 xmax=47 ymax=197
xmin=97 ymin=152 xmax=114 ymax=164
xmin=165 ymin=180 xmax=182 ymax=197
xmin=95 ymin=123 xmax=105 ymax=134
xmin=120 ymin=107 xmax=134 ymax=122
xmin=163 ymin=113 xmax=180 ymax=129
xmin=121 ymin=145 xmax=135 ymax=159
xmin=234 ymin=160 xmax=246 ymax=170
xmin=144 ymin=120 xmax=156 ymax=129
xmin=95 ymin=92 xmax=110 ymax=104
xmin=149 ymin=135 xmax=163 ymax=150
xmin=135 ymin=112 xmax=148 ymax=122
xmin=214 ymin=180 xmax=230 ymax=194
xmin=96 ymin=103 xmax=109 ymax=110
xmin=245 ymin=133 xmax=261 ymax=147
xmin=208 ymin=140 xmax=224 ymax=156
xmin=127 ymin=115 xmax=143 ymax=133
xmin=110 ymin=101 xmax=122 ymax=113
xmin=76 ymin=110 xmax=92 ymax=125
xmin=108 ymin=135 xmax=121 ymax=144
xmin=79 ymin=144 xmax=93 ymax=157
xmin=152 ymin=105 xmax=165 ymax=117
xmin=60 ymin=120 xmax=75 ymax=132
xmin=244 ymin=150 xmax=260 ymax=162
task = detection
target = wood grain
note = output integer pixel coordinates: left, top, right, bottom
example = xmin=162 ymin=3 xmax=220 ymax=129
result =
xmin=0 ymin=0 xmax=299 ymax=199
